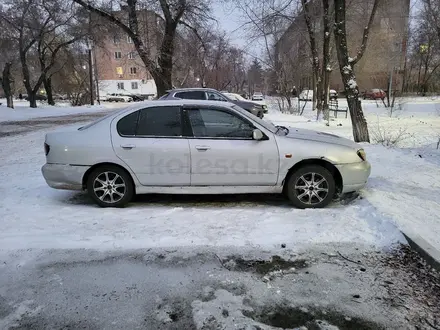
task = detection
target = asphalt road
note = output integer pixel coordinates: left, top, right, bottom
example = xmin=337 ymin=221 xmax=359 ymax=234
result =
xmin=2 ymin=245 xmax=438 ymax=330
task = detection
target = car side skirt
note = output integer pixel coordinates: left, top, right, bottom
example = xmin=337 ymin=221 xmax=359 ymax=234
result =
xmin=135 ymin=185 xmax=283 ymax=195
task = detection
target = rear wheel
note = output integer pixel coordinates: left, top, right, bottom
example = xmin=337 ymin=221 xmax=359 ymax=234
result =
xmin=285 ymin=165 xmax=336 ymax=209
xmin=86 ymin=165 xmax=134 ymax=208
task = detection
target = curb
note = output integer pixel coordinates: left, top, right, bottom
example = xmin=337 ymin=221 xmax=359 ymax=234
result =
xmin=402 ymin=232 xmax=440 ymax=272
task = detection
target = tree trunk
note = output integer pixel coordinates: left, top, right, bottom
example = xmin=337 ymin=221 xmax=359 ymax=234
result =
xmin=347 ymin=98 xmax=370 ymax=142
xmin=155 ymin=22 xmax=176 ymax=96
xmin=417 ymin=58 xmax=423 ymax=94
xmin=334 ymin=0 xmax=371 ymax=142
xmin=28 ymin=92 xmax=37 ymax=108
xmin=321 ymin=0 xmax=331 ymax=121
xmin=322 ymin=68 xmax=331 ymax=120
xmin=301 ymin=0 xmax=321 ymax=112
xmin=152 ymin=69 xmax=172 ymax=97
xmin=20 ymin=46 xmax=39 ymax=108
xmin=2 ymin=62 xmax=14 ymax=109
xmin=43 ymin=76 xmax=55 ymax=106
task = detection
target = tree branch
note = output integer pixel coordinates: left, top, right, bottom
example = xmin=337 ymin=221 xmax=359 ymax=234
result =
xmin=72 ymin=0 xmax=157 ymax=72
xmin=350 ymin=0 xmax=381 ymax=65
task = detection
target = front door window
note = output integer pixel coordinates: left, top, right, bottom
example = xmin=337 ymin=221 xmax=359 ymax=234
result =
xmin=187 ymin=108 xmax=254 ymax=139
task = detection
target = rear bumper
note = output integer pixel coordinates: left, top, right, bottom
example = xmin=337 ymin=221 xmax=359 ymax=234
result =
xmin=41 ymin=163 xmax=90 ymax=190
xmin=336 ymin=161 xmax=371 ymax=193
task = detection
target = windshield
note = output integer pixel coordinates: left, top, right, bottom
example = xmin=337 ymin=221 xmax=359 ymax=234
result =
xmin=231 ymin=105 xmax=277 ymax=133
xmin=158 ymin=92 xmax=170 ymax=100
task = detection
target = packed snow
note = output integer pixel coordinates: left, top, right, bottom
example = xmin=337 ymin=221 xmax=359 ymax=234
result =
xmin=266 ymin=97 xmax=440 ymax=251
xmin=1 ymin=96 xmax=440 ymax=257
xmin=0 ymin=100 xmax=119 ymax=122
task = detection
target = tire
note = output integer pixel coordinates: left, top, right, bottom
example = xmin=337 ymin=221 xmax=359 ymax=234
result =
xmin=285 ymin=165 xmax=336 ymax=209
xmin=86 ymin=165 xmax=134 ymax=208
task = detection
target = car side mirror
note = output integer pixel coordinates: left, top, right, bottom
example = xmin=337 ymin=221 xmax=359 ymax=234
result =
xmin=253 ymin=129 xmax=264 ymax=141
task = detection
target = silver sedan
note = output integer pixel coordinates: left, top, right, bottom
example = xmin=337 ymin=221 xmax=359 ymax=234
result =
xmin=41 ymin=100 xmax=371 ymax=208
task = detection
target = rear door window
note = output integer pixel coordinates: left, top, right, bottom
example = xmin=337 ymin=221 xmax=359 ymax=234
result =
xmin=117 ymin=111 xmax=139 ymax=136
xmin=137 ymin=106 xmax=182 ymax=137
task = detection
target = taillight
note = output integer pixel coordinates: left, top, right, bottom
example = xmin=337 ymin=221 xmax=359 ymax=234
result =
xmin=44 ymin=143 xmax=50 ymax=156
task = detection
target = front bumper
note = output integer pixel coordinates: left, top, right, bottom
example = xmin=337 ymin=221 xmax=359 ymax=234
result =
xmin=41 ymin=163 xmax=90 ymax=190
xmin=336 ymin=161 xmax=371 ymax=193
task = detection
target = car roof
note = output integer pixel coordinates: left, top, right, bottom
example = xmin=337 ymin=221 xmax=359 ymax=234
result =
xmin=119 ymin=99 xmax=237 ymax=112
xmin=166 ymin=88 xmax=219 ymax=93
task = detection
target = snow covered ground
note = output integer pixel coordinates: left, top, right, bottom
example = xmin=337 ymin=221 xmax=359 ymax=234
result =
xmin=0 ymin=128 xmax=403 ymax=253
xmin=0 ymin=99 xmax=123 ymax=122
xmin=266 ymin=97 xmax=440 ymax=251
xmin=1 ymin=97 xmax=440 ymax=257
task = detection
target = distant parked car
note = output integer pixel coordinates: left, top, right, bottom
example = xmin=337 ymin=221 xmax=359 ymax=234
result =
xmin=107 ymin=94 xmax=133 ymax=102
xmin=122 ymin=94 xmax=148 ymax=102
xmin=159 ymin=88 xmax=265 ymax=118
xmin=224 ymin=92 xmax=268 ymax=113
xmin=41 ymin=100 xmax=371 ymax=209
xmin=53 ymin=94 xmax=69 ymax=101
xmin=25 ymin=94 xmax=47 ymax=101
xmin=299 ymin=89 xmax=313 ymax=101
xmin=98 ymin=94 xmax=109 ymax=102
xmin=363 ymin=89 xmax=386 ymax=100
xmin=251 ymin=93 xmax=268 ymax=113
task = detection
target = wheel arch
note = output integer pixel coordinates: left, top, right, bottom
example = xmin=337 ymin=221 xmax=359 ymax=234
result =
xmin=82 ymin=162 xmax=136 ymax=191
xmin=283 ymin=158 xmax=343 ymax=195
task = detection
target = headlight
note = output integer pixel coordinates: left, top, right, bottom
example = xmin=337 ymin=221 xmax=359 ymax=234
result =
xmin=357 ymin=149 xmax=366 ymax=161
xmin=262 ymin=105 xmax=267 ymax=109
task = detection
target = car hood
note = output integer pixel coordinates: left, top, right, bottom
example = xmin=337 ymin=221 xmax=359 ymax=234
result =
xmin=283 ymin=127 xmax=359 ymax=149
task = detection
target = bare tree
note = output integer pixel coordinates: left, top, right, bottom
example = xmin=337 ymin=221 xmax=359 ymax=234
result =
xmin=0 ymin=0 xmax=87 ymax=107
xmin=300 ymin=0 xmax=332 ymax=119
xmin=232 ymin=0 xmax=298 ymax=109
xmin=0 ymin=34 xmax=16 ymax=109
xmin=72 ymin=0 xmax=211 ymax=97
xmin=1 ymin=62 xmax=14 ymax=108
xmin=301 ymin=0 xmax=321 ymax=111
xmin=333 ymin=0 xmax=380 ymax=142
xmin=422 ymin=0 xmax=440 ymax=43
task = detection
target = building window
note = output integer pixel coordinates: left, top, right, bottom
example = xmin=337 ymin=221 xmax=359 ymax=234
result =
xmin=127 ymin=36 xmax=133 ymax=43
xmin=131 ymin=82 xmax=139 ymax=90
xmin=114 ymin=51 xmax=122 ymax=59
xmin=128 ymin=52 xmax=135 ymax=59
xmin=117 ymin=82 xmax=125 ymax=90
xmin=130 ymin=67 xmax=137 ymax=75
xmin=113 ymin=36 xmax=120 ymax=44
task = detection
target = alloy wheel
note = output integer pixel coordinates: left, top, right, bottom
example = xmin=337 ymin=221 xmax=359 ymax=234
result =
xmin=294 ymin=172 xmax=329 ymax=205
xmin=93 ymin=171 xmax=126 ymax=204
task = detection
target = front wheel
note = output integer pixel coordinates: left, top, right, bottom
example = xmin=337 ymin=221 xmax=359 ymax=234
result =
xmin=87 ymin=165 xmax=134 ymax=207
xmin=285 ymin=165 xmax=336 ymax=209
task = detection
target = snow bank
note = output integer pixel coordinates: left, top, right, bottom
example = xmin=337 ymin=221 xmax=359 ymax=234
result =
xmin=266 ymin=96 xmax=440 ymax=250
xmin=0 ymin=100 xmax=112 ymax=122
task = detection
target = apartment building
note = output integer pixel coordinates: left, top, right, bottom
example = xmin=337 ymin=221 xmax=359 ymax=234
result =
xmin=274 ymin=0 xmax=411 ymax=93
xmin=93 ymin=8 xmax=161 ymax=97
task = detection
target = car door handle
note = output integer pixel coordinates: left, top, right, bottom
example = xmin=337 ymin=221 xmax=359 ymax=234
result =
xmin=121 ymin=144 xmax=136 ymax=149
xmin=195 ymin=145 xmax=211 ymax=151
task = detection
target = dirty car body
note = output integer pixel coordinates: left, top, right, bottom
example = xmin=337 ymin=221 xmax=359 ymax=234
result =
xmin=42 ymin=100 xmax=371 ymax=208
